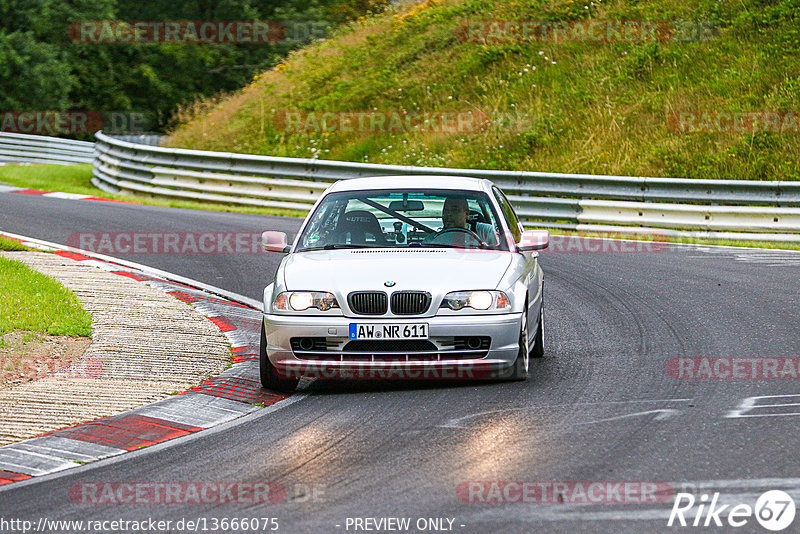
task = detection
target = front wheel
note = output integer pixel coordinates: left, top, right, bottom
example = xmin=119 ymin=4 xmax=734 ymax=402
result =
xmin=509 ymin=307 xmax=530 ymax=380
xmin=260 ymin=318 xmax=299 ymax=393
xmin=531 ymin=296 xmax=544 ymax=359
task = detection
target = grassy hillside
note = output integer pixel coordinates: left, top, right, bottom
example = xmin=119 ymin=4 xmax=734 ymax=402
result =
xmin=166 ymin=0 xmax=800 ymax=181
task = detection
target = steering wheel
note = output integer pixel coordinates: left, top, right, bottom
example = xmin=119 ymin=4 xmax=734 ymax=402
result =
xmin=428 ymin=227 xmax=486 ymax=246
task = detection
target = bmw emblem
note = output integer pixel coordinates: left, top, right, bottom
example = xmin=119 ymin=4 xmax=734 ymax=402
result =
xmin=384 ymin=281 xmax=396 ymax=287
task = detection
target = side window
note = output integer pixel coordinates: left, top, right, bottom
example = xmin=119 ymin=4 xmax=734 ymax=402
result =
xmin=492 ymin=187 xmax=522 ymax=243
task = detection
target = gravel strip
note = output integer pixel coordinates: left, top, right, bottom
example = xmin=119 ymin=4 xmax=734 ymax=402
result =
xmin=0 ymin=251 xmax=232 ymax=445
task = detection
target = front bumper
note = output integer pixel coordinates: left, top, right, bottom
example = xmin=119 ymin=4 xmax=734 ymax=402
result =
xmin=264 ymin=312 xmax=522 ymax=379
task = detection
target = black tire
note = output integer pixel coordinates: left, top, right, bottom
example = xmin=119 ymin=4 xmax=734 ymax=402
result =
xmin=531 ymin=295 xmax=545 ymax=359
xmin=509 ymin=305 xmax=530 ymax=380
xmin=260 ymin=318 xmax=299 ymax=393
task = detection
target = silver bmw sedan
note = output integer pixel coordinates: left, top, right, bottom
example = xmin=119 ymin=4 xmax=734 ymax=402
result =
xmin=260 ymin=176 xmax=548 ymax=392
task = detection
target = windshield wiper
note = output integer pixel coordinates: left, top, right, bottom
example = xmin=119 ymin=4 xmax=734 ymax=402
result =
xmin=300 ymin=244 xmax=375 ymax=251
xmin=411 ymin=243 xmax=493 ymax=250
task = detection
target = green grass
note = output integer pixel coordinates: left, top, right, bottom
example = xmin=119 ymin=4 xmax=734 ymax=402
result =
xmin=0 ymin=164 xmax=307 ymax=218
xmin=166 ymin=0 xmax=800 ymax=182
xmin=0 ymin=256 xmax=92 ymax=336
xmin=0 ymin=164 xmax=100 ymax=196
xmin=668 ymin=237 xmax=800 ymax=250
xmin=0 ymin=237 xmax=34 ymax=251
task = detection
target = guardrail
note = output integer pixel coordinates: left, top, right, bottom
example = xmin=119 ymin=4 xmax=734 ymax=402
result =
xmin=2 ymin=130 xmax=798 ymax=240
xmin=91 ymin=131 xmax=800 ymax=240
xmin=0 ymin=132 xmax=95 ymax=165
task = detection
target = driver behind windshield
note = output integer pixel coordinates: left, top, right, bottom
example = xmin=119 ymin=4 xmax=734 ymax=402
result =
xmin=432 ymin=197 xmax=499 ymax=246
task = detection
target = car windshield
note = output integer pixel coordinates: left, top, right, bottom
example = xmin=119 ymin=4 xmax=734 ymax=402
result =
xmin=296 ymin=189 xmax=510 ymax=251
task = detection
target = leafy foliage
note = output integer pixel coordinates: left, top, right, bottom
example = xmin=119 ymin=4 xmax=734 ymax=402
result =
xmin=0 ymin=0 xmax=389 ymax=136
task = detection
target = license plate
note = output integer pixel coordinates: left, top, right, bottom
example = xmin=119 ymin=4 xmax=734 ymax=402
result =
xmin=349 ymin=323 xmax=428 ymax=340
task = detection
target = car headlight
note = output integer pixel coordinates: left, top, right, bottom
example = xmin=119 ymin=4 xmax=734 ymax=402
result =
xmin=274 ymin=291 xmax=339 ymax=311
xmin=440 ymin=291 xmax=510 ymax=311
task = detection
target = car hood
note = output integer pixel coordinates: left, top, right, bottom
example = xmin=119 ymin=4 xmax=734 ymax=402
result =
xmin=283 ymin=249 xmax=513 ymax=293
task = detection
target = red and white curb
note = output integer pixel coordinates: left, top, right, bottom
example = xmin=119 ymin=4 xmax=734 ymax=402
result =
xmin=0 ymin=232 xmax=285 ymax=485
xmin=0 ymin=184 xmax=135 ymax=204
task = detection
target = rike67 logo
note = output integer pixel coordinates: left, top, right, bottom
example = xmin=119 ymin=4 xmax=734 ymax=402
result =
xmin=668 ymin=490 xmax=796 ymax=531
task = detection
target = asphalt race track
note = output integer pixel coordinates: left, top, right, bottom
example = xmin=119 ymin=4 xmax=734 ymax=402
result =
xmin=1 ymin=192 xmax=800 ymax=533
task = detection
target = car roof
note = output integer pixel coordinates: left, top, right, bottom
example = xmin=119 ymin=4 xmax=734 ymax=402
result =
xmin=326 ymin=175 xmax=494 ymax=193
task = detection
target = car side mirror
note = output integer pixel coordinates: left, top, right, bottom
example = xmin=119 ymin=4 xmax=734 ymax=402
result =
xmin=262 ymin=231 xmax=291 ymax=253
xmin=517 ymin=229 xmax=549 ymax=251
